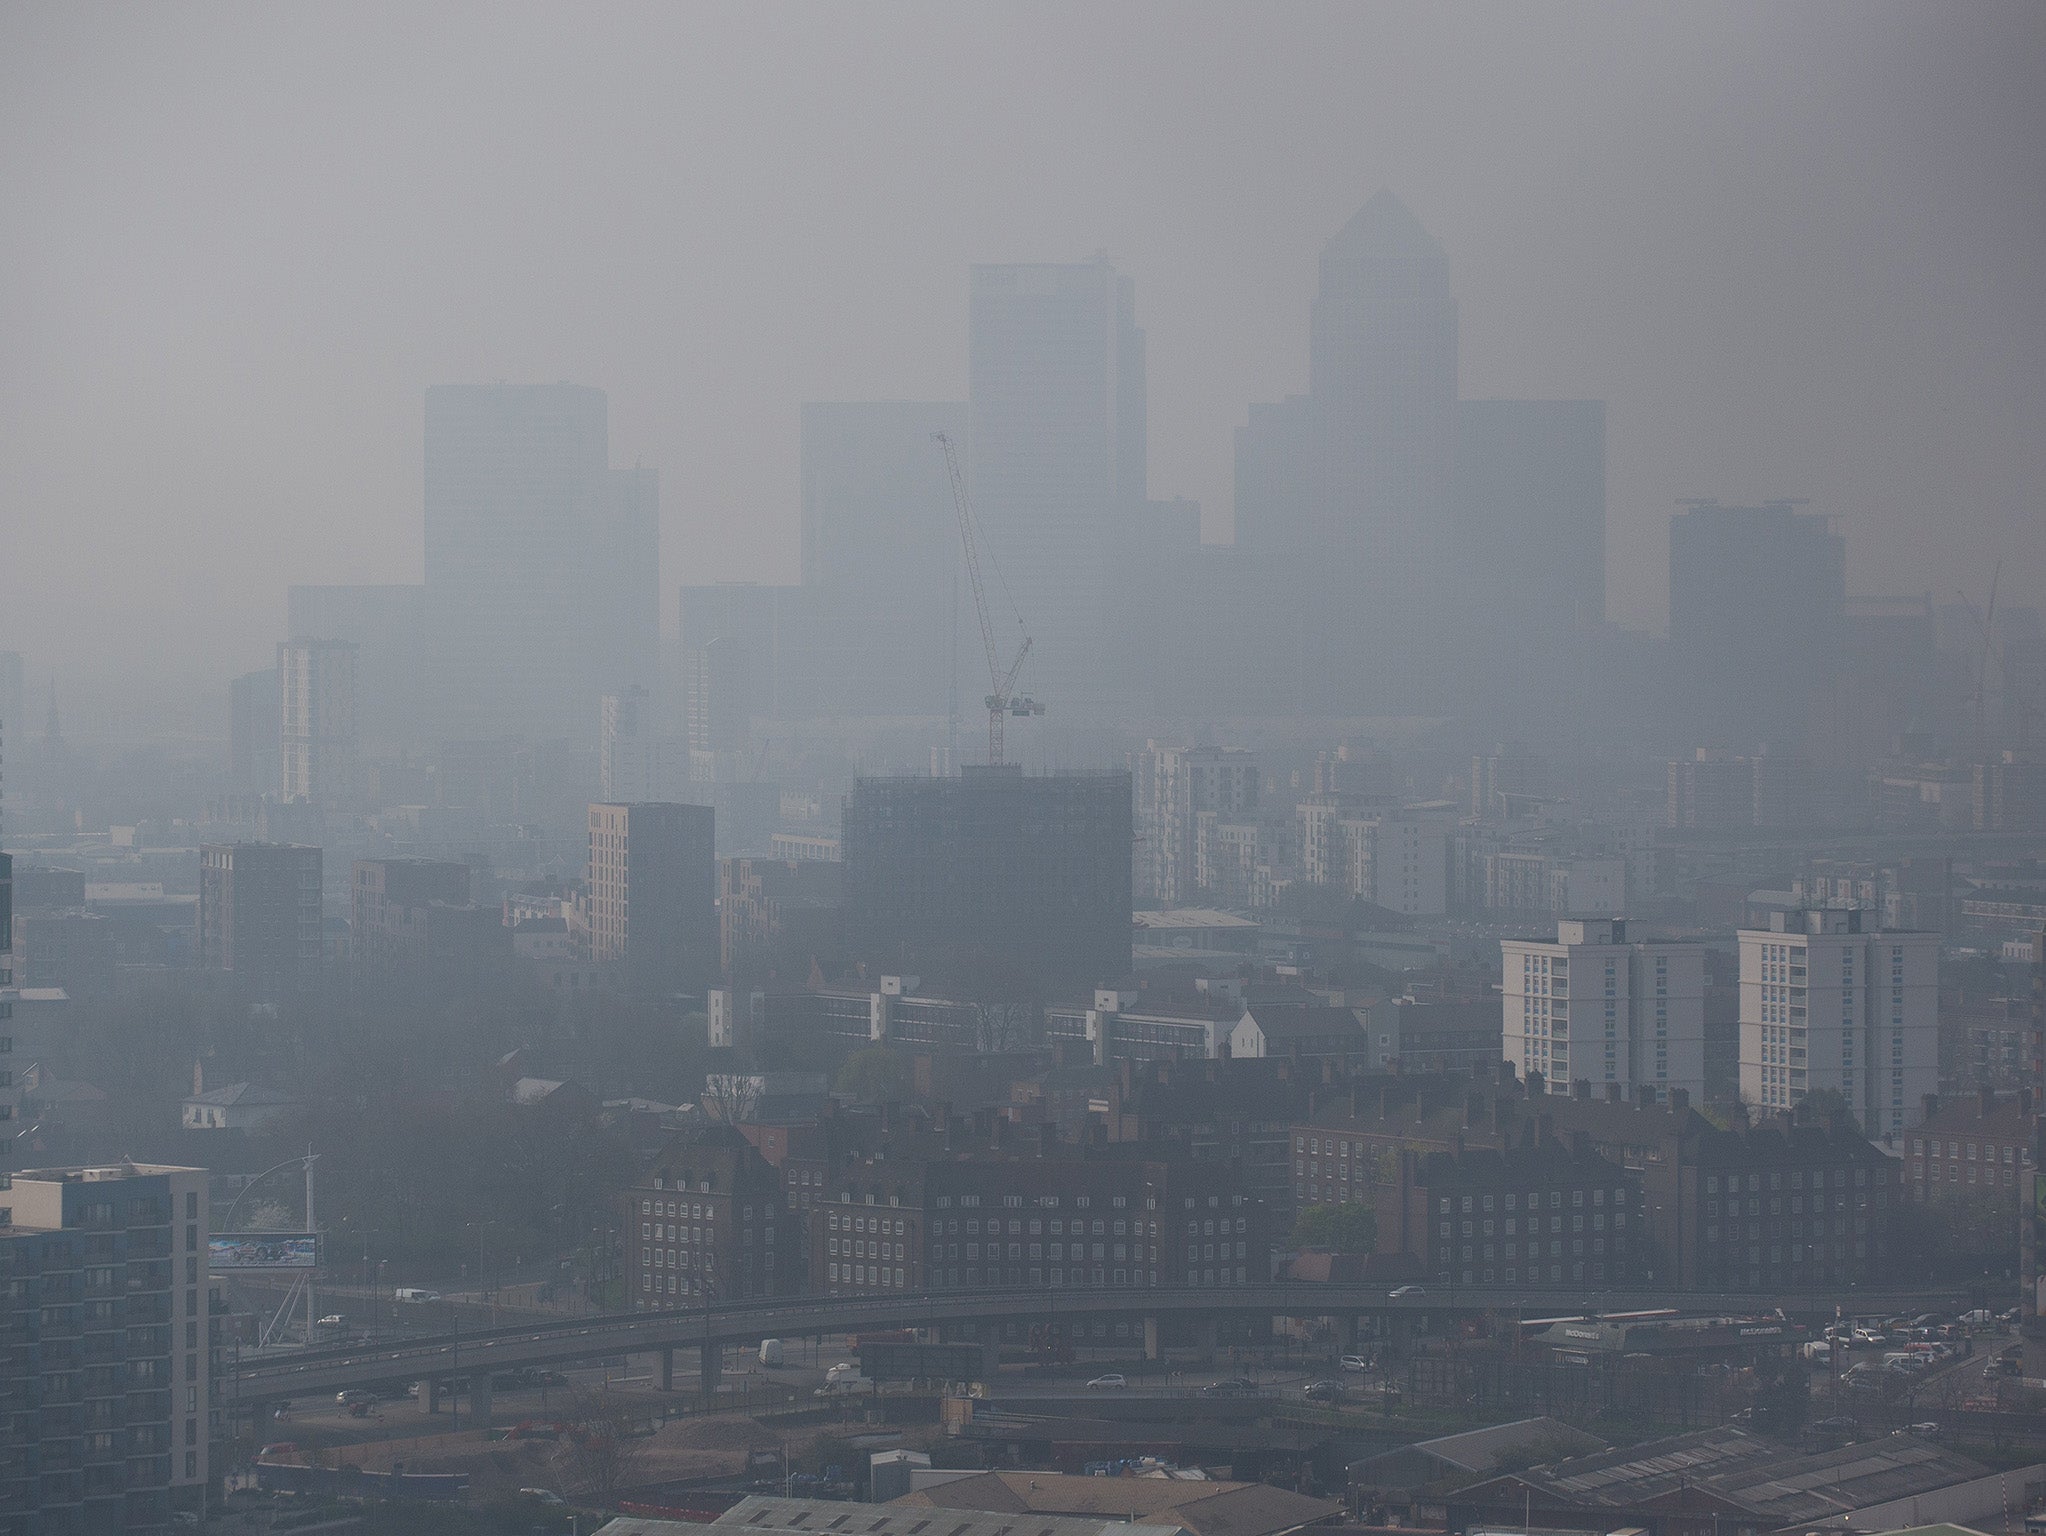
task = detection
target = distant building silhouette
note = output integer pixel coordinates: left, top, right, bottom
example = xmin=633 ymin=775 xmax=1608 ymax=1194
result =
xmin=278 ymin=637 xmax=358 ymax=805
xmin=228 ymin=667 xmax=281 ymax=794
xmin=286 ymin=583 xmax=426 ymax=749
xmin=423 ymin=384 xmax=657 ymax=739
xmin=1669 ymin=499 xmax=1845 ymax=749
xmin=968 ymin=260 xmax=1146 ymax=707
xmin=1236 ymin=190 xmax=1458 ymax=712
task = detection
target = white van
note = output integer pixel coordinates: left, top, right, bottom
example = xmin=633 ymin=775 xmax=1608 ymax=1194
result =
xmin=393 ymin=1288 xmax=442 ymax=1304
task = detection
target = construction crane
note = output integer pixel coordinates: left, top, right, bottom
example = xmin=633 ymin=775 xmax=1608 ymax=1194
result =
xmin=933 ymin=431 xmax=1043 ymax=765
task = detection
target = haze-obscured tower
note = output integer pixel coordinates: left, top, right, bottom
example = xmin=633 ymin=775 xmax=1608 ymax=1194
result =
xmin=1669 ymin=500 xmax=1845 ymax=750
xmin=788 ymin=401 xmax=966 ymax=716
xmin=278 ymin=637 xmax=358 ymax=805
xmin=286 ymin=584 xmax=426 ymax=749
xmin=423 ymin=385 xmax=657 ymax=739
xmin=198 ymin=842 xmax=323 ymax=996
xmin=1237 ymin=191 xmax=1458 ymax=711
xmin=968 ymin=261 xmax=1145 ymax=707
xmin=228 ymin=668 xmax=281 ymax=794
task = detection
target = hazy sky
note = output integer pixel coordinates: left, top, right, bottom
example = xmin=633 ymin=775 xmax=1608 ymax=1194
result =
xmin=3 ymin=1 xmax=2042 ymax=729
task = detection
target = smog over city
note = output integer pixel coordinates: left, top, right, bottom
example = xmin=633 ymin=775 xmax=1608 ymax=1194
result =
xmin=0 ymin=3 xmax=2043 ymax=1530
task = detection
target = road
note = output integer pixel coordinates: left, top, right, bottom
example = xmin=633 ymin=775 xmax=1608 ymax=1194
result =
xmin=224 ymin=1280 xmax=1967 ymax=1403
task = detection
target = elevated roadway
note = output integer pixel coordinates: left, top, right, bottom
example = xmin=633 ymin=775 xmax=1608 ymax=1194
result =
xmin=225 ymin=1281 xmax=1962 ymax=1410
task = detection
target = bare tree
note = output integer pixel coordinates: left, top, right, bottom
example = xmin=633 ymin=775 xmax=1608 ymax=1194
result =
xmin=701 ymin=1072 xmax=765 ymax=1125
xmin=555 ymin=1382 xmax=650 ymax=1508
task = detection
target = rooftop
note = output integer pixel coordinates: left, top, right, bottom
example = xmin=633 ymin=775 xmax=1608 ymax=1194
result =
xmin=894 ymin=1471 xmax=1341 ymax=1536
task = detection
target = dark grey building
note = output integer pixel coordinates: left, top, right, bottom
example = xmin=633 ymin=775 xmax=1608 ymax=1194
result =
xmin=226 ymin=668 xmax=280 ymax=795
xmin=842 ymin=766 xmax=1133 ymax=987
xmin=0 ymin=1161 xmax=215 ymax=1529
xmin=589 ymin=802 xmax=717 ymax=998
xmin=197 ymin=842 xmax=322 ymax=995
xmin=1669 ymin=499 xmax=1846 ymax=750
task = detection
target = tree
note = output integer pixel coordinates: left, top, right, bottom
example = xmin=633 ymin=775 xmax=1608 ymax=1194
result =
xmin=835 ymin=1047 xmax=914 ymax=1104
xmin=555 ymin=1383 xmax=650 ymax=1507
xmin=1292 ymin=1203 xmax=1378 ymax=1253
xmin=1797 ymin=1088 xmax=1863 ymax=1137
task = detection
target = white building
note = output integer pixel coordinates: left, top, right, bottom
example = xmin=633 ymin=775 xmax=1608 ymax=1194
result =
xmin=1135 ymin=743 xmax=1259 ymax=905
xmin=1500 ymin=917 xmax=1707 ymax=1099
xmin=278 ymin=637 xmax=358 ymax=805
xmin=1738 ymin=907 xmax=1938 ymax=1138
xmin=599 ymin=686 xmax=682 ymax=803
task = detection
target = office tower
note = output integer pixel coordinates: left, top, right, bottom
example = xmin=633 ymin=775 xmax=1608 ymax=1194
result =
xmin=588 ymin=802 xmax=717 ymax=997
xmin=1738 ymin=907 xmax=1939 ymax=1138
xmin=842 ymin=765 xmax=1133 ymax=987
xmin=0 ymin=1162 xmax=214 ymax=1524
xmin=1669 ymin=500 xmax=1846 ymax=749
xmin=678 ymin=582 xmax=794 ymax=719
xmin=968 ymin=260 xmax=1146 ymax=706
xmin=278 ymin=638 xmax=358 ymax=805
xmin=1454 ymin=400 xmax=1606 ymax=701
xmin=228 ymin=668 xmax=281 ymax=795
xmin=197 ymin=842 xmax=323 ymax=995
xmin=423 ymin=385 xmax=657 ymax=739
xmin=684 ymin=635 xmax=750 ymax=780
xmin=1502 ymin=918 xmax=1708 ymax=1101
xmin=1236 ymin=190 xmax=1458 ymax=711
xmin=286 ymin=583 xmax=426 ymax=748
xmin=599 ymin=686 xmax=678 ymax=803
xmin=790 ymin=401 xmax=967 ymax=716
xmin=1133 ymin=743 xmax=1259 ymax=905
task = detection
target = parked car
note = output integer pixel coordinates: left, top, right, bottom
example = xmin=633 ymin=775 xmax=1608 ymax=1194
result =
xmin=1852 ymin=1328 xmax=1886 ymax=1347
xmin=1202 ymin=1377 xmax=1257 ymax=1397
xmin=1812 ymin=1415 xmax=1859 ymax=1437
xmin=1340 ymin=1354 xmax=1372 ymax=1372
xmin=1302 ymin=1379 xmax=1343 ymax=1402
xmin=1905 ymin=1422 xmax=1940 ymax=1436
xmin=1388 ymin=1285 xmax=1425 ymax=1299
xmin=1086 ymin=1373 xmax=1128 ymax=1390
xmin=335 ymin=1389 xmax=376 ymax=1407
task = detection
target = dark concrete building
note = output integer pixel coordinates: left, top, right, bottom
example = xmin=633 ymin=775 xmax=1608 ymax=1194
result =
xmin=842 ymin=766 xmax=1133 ymax=988
xmin=588 ymin=802 xmax=717 ymax=999
xmin=196 ymin=842 xmax=322 ymax=996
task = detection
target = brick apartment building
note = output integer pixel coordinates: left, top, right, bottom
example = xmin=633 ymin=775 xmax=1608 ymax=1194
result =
xmin=623 ymin=1124 xmax=805 ymax=1310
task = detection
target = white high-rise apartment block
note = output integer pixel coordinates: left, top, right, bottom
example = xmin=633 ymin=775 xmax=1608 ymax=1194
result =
xmin=599 ymin=687 xmax=681 ymax=803
xmin=1134 ymin=743 xmax=1258 ymax=905
xmin=1501 ymin=917 xmax=1707 ymax=1099
xmin=1738 ymin=907 xmax=1938 ymax=1138
xmin=278 ymin=637 xmax=358 ymax=805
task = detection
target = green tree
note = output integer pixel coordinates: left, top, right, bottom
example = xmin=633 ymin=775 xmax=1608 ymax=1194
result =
xmin=1291 ymin=1203 xmax=1378 ymax=1253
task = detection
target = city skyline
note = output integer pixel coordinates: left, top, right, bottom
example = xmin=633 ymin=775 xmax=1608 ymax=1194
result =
xmin=3 ymin=2 xmax=2042 ymax=730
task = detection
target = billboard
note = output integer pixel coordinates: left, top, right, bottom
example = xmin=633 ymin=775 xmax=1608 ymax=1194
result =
xmin=209 ymin=1233 xmax=319 ymax=1271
